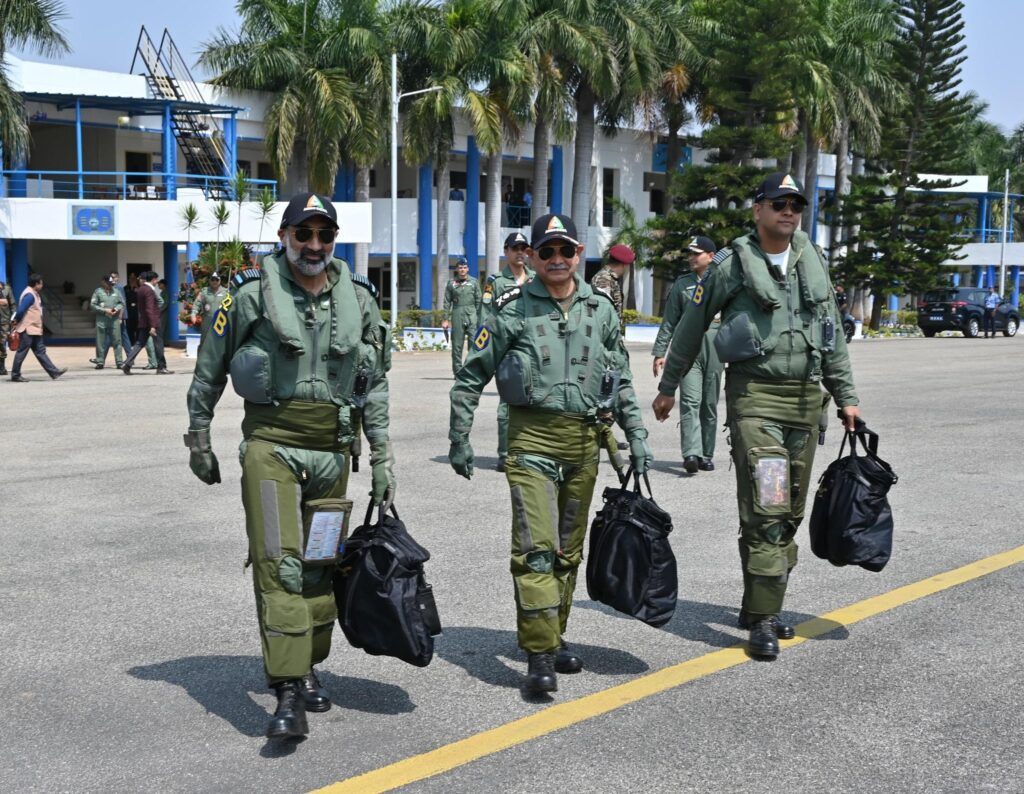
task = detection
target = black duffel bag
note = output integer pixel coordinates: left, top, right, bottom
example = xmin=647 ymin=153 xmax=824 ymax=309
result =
xmin=586 ymin=468 xmax=677 ymax=627
xmin=333 ymin=503 xmax=442 ymax=667
xmin=809 ymin=423 xmax=898 ymax=572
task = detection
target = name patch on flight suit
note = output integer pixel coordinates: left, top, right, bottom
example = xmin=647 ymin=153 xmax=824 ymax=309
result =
xmin=472 ymin=325 xmax=491 ymax=350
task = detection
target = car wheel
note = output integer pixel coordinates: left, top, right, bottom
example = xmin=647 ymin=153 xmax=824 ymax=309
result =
xmin=1004 ymin=317 xmax=1018 ymax=337
xmin=963 ymin=317 xmax=980 ymax=338
xmin=922 ymin=329 xmax=936 ymax=338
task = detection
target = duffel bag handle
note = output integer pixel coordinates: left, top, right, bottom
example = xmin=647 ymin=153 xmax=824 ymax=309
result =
xmin=362 ymin=500 xmax=401 ymax=527
xmin=617 ymin=465 xmax=656 ymax=501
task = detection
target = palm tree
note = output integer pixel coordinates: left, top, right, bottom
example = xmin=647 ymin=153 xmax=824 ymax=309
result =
xmin=198 ymin=0 xmax=362 ymax=194
xmin=0 ymin=0 xmax=69 ymax=163
xmin=180 ymin=202 xmax=201 ymax=283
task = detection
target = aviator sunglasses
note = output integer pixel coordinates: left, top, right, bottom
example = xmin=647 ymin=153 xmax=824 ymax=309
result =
xmin=537 ymin=243 xmax=579 ymax=261
xmin=292 ymin=226 xmax=337 ymax=245
xmin=766 ymin=197 xmax=806 ymax=213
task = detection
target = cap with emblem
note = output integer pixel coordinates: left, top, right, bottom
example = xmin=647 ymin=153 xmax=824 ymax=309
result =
xmin=686 ymin=235 xmax=717 ymax=254
xmin=530 ymin=213 xmax=580 ymax=248
xmin=209 ymin=272 xmax=221 ymax=281
xmin=279 ymin=192 xmax=339 ymax=229
xmin=504 ymin=231 xmax=528 ymax=248
xmin=608 ymin=243 xmax=636 ymax=264
xmin=755 ymin=172 xmax=806 ymax=203
xmin=454 ymin=257 xmax=468 ymax=267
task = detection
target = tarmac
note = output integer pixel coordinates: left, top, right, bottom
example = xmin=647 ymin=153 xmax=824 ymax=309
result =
xmin=1 ymin=335 xmax=1022 ymax=793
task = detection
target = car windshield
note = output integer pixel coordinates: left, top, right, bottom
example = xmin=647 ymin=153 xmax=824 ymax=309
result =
xmin=923 ymin=290 xmax=957 ymax=303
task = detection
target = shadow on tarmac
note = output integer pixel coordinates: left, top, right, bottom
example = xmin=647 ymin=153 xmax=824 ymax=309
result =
xmin=434 ymin=626 xmax=649 ymax=690
xmin=128 ymin=655 xmax=415 ymax=739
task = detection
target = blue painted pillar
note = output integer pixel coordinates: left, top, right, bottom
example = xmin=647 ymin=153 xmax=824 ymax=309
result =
xmin=75 ymin=99 xmax=84 ymax=199
xmin=0 ymin=142 xmax=5 ymax=197
xmin=0 ymin=241 xmax=7 ymax=284
xmin=164 ymin=242 xmax=180 ymax=343
xmin=973 ymin=266 xmax=982 ymax=287
xmin=417 ymin=163 xmax=433 ymax=309
xmin=888 ymin=294 xmax=899 ymax=312
xmin=951 ymin=272 xmax=960 ymax=286
xmin=11 ymin=240 xmax=28 ymax=296
xmin=186 ymin=242 xmax=200 ymax=265
xmin=809 ymin=175 xmax=821 ymax=243
xmin=986 ymin=266 xmax=996 ymax=289
xmin=978 ymin=195 xmax=988 ymax=242
xmin=550 ymin=146 xmax=564 ymax=214
xmin=163 ymin=103 xmax=177 ymax=199
xmin=223 ymin=115 xmax=238 ymax=178
xmin=464 ymin=136 xmax=480 ymax=276
xmin=1011 ymin=266 xmax=1021 ymax=307
xmin=9 ymin=152 xmax=27 ymax=198
xmin=1010 ymin=199 xmax=1015 ymax=242
xmin=332 ymin=163 xmax=355 ymax=265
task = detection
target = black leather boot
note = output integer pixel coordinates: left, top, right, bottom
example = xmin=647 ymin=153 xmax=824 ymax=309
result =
xmin=266 ymin=681 xmax=309 ymax=739
xmin=524 ymin=652 xmax=557 ymax=694
xmin=737 ymin=611 xmax=795 ymax=640
xmin=300 ymin=668 xmax=331 ymax=712
xmin=683 ymin=455 xmax=700 ymax=474
xmin=555 ymin=642 xmax=583 ymax=674
xmin=748 ymin=618 xmax=781 ymax=659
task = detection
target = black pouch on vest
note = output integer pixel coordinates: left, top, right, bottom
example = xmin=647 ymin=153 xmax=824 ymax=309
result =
xmin=713 ymin=312 xmax=763 ymax=363
xmin=300 ymin=497 xmax=352 ymax=565
xmin=333 ymin=503 xmax=442 ymax=667
xmin=495 ymin=351 xmax=532 ymax=406
xmin=229 ymin=345 xmax=273 ymax=404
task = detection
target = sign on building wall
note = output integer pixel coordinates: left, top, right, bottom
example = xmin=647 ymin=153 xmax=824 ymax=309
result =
xmin=70 ymin=205 xmax=116 ymax=237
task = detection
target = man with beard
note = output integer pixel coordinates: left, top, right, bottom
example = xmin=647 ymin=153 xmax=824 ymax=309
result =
xmin=183 ymin=193 xmax=395 ymax=739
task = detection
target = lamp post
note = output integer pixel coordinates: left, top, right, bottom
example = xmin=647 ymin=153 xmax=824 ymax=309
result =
xmin=390 ymin=52 xmax=443 ymax=326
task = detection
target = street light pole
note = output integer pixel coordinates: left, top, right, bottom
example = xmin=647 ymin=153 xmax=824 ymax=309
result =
xmin=389 ymin=52 xmax=443 ymax=329
xmin=999 ymin=168 xmax=1009 ymax=296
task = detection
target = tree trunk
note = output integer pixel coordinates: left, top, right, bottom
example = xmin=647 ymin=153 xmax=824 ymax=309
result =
xmin=571 ymin=83 xmax=596 ymax=252
xmin=485 ymin=151 xmax=503 ymax=276
xmin=793 ymin=110 xmax=808 ymax=192
xmin=435 ymin=155 xmax=450 ymax=310
xmin=802 ymin=125 xmax=818 ymax=235
xmin=354 ymin=165 xmax=370 ymax=277
xmin=782 ymin=147 xmax=794 ymax=175
xmin=286 ymin=137 xmax=309 ymax=194
xmin=827 ymin=116 xmax=850 ymax=265
xmin=531 ymin=114 xmax=551 ymax=220
xmin=664 ymin=110 xmax=683 ymax=215
xmin=848 ymin=152 xmax=865 ymax=252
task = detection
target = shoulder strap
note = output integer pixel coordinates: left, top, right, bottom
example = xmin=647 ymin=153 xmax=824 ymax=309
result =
xmin=231 ymin=268 xmax=262 ymax=290
xmin=350 ymin=271 xmax=379 ymax=299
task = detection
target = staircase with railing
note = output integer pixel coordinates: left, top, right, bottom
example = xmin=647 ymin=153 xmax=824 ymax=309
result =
xmin=131 ymin=27 xmax=228 ymax=182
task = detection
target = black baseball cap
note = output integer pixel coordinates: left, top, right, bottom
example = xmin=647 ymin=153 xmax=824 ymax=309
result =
xmin=755 ymin=172 xmax=807 ymax=203
xmin=686 ymin=235 xmax=717 ymax=254
xmin=530 ymin=213 xmax=580 ymax=248
xmin=209 ymin=272 xmax=222 ymax=281
xmin=504 ymin=231 xmax=528 ymax=248
xmin=280 ymin=192 xmax=339 ymax=229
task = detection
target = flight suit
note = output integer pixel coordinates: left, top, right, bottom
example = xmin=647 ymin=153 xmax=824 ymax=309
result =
xmin=186 ymin=253 xmax=393 ymax=684
xmin=192 ymin=285 xmax=230 ymax=335
xmin=484 ymin=265 xmax=535 ymax=464
xmin=450 ymin=275 xmax=648 ymax=653
xmin=653 ymin=272 xmax=723 ymax=460
xmin=443 ymin=276 xmax=482 ymax=375
xmin=90 ymin=286 xmax=125 ymax=367
xmin=658 ymin=230 xmax=857 ymax=619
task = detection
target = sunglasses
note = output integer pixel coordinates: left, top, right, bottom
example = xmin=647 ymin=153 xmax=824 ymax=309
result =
xmin=507 ymin=244 xmax=528 ymax=252
xmin=766 ymin=197 xmax=806 ymax=213
xmin=292 ymin=226 xmax=337 ymax=245
xmin=537 ymin=243 xmax=578 ymax=261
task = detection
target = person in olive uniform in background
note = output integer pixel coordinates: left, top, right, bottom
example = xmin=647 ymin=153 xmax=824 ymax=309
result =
xmin=653 ymin=173 xmax=860 ymax=660
xmin=450 ymin=213 xmax=651 ymax=696
xmin=0 ymin=280 xmax=14 ymax=375
xmin=442 ymin=257 xmax=482 ymax=376
xmin=90 ymin=275 xmax=125 ymax=369
xmin=191 ymin=272 xmax=230 ymax=334
xmin=652 ymin=236 xmax=724 ymax=474
xmin=109 ymin=272 xmax=132 ymax=352
xmin=184 ymin=193 xmax=395 ymax=740
xmin=484 ymin=231 xmax=535 ymax=472
xmin=590 ymin=243 xmax=635 ymax=326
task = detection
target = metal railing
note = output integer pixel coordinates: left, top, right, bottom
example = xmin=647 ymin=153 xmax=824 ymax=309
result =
xmin=1 ymin=170 xmax=277 ymax=201
xmin=958 ymin=227 xmax=1017 ymax=244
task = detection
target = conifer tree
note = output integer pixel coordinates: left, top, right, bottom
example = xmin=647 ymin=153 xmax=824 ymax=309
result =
xmin=838 ymin=0 xmax=973 ymax=329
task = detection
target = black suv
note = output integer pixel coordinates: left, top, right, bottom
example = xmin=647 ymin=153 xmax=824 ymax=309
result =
xmin=917 ymin=287 xmax=1019 ymax=338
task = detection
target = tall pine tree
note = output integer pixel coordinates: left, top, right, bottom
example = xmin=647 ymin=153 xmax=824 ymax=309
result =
xmin=838 ymin=0 xmax=973 ymax=328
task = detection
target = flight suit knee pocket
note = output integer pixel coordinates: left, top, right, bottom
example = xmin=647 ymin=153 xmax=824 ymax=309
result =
xmin=278 ymin=556 xmax=304 ymax=594
xmin=513 ymin=572 xmax=561 ymax=612
xmin=745 ymin=540 xmax=790 ymax=578
xmin=746 ymin=446 xmax=791 ymax=515
xmin=261 ymin=589 xmax=311 ymax=636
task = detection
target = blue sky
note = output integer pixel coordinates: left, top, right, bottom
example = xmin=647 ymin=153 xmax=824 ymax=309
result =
xmin=12 ymin=0 xmax=1023 ymax=134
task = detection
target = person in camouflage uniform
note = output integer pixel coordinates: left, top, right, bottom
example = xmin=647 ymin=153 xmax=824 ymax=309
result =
xmin=589 ymin=243 xmax=635 ymax=326
xmin=0 ymin=280 xmax=14 ymax=376
xmin=653 ymin=173 xmax=861 ymax=660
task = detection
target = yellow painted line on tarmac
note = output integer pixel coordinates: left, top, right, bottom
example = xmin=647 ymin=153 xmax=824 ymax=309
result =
xmin=310 ymin=544 xmax=1024 ymax=794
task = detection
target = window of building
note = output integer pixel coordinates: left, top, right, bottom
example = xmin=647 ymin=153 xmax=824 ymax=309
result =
xmin=257 ymin=162 xmax=275 ymax=181
xmin=125 ymin=151 xmax=150 ymax=184
xmin=602 ymin=168 xmax=617 ymax=227
xmin=236 ymin=160 xmax=252 ymax=176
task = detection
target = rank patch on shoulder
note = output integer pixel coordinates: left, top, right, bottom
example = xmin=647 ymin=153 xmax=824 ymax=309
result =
xmin=692 ymin=284 xmax=705 ymax=306
xmin=472 ymin=326 xmax=491 ymax=350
